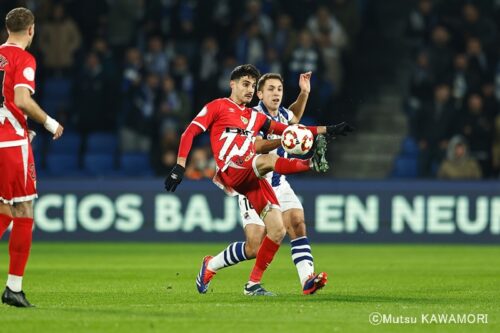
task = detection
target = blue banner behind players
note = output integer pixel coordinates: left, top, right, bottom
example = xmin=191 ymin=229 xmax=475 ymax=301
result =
xmin=27 ymin=179 xmax=500 ymax=243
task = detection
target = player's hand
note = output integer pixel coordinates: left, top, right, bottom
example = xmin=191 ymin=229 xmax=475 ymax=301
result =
xmin=326 ymin=122 xmax=354 ymax=140
xmin=299 ymin=71 xmax=312 ymax=94
xmin=165 ymin=164 xmax=185 ymax=192
xmin=53 ymin=124 xmax=64 ymax=140
xmin=44 ymin=116 xmax=63 ymax=140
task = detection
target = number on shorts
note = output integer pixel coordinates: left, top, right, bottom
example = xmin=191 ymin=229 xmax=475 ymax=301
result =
xmin=243 ymin=197 xmax=254 ymax=211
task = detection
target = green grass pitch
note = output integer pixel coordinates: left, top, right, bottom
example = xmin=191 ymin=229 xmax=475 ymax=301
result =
xmin=0 ymin=242 xmax=499 ymax=333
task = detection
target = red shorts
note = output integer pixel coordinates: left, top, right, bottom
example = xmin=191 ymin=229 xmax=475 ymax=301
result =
xmin=220 ymin=155 xmax=279 ymax=216
xmin=0 ymin=143 xmax=37 ymax=205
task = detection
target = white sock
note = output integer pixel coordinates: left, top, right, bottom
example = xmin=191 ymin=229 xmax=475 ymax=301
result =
xmin=246 ymin=281 xmax=259 ymax=287
xmin=290 ymin=236 xmax=315 ymax=286
xmin=296 ymin=260 xmax=315 ymax=286
xmin=208 ymin=241 xmax=247 ymax=272
xmin=6 ymin=274 xmax=23 ymax=292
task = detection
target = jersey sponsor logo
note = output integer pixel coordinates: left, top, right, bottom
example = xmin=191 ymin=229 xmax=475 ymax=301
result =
xmin=23 ymin=67 xmax=35 ymax=81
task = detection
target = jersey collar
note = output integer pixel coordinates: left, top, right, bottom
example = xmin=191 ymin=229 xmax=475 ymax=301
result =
xmin=2 ymin=42 xmax=24 ymax=49
xmin=258 ymin=101 xmax=284 ymax=120
xmin=224 ymin=98 xmax=246 ymax=110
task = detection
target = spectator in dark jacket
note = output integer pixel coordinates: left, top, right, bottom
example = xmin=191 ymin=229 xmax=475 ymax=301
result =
xmin=417 ymin=83 xmax=456 ymax=177
xmin=458 ymin=93 xmax=493 ymax=177
xmin=427 ymin=25 xmax=454 ymax=82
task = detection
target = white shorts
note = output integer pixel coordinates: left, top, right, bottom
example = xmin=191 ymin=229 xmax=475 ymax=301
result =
xmin=238 ymin=181 xmax=303 ymax=228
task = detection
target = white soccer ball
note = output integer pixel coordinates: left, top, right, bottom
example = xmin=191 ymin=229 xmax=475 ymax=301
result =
xmin=281 ymin=124 xmax=314 ymax=155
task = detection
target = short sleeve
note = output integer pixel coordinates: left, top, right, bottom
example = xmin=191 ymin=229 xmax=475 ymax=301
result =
xmin=191 ymin=101 xmax=218 ymax=132
xmin=14 ymin=54 xmax=36 ymax=94
xmin=286 ymin=109 xmax=294 ymax=122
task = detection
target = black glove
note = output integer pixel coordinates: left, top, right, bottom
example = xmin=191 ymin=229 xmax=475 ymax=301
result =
xmin=326 ymin=122 xmax=354 ymax=140
xmin=165 ymin=164 xmax=185 ymax=192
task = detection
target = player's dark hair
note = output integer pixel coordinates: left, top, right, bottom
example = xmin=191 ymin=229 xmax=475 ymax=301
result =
xmin=230 ymin=64 xmax=260 ymax=82
xmin=5 ymin=7 xmax=34 ymax=33
xmin=257 ymin=73 xmax=284 ymax=91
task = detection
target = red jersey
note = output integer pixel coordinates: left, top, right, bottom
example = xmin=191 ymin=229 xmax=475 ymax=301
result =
xmin=0 ymin=43 xmax=36 ymax=146
xmin=191 ymin=98 xmax=269 ymax=170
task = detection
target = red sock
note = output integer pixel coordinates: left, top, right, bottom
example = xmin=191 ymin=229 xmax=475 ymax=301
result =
xmin=0 ymin=213 xmax=12 ymax=238
xmin=274 ymin=157 xmax=310 ymax=175
xmin=9 ymin=217 xmax=34 ymax=276
xmin=249 ymin=236 xmax=280 ymax=283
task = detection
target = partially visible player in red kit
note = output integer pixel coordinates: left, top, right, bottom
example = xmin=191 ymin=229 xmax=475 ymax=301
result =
xmin=164 ymin=64 xmax=352 ymax=295
xmin=0 ymin=8 xmax=64 ymax=307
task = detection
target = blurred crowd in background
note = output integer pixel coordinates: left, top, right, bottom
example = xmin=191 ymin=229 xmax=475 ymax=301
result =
xmin=0 ymin=0 xmax=365 ymax=177
xmin=0 ymin=0 xmax=498 ymax=180
xmin=405 ymin=0 xmax=500 ymax=179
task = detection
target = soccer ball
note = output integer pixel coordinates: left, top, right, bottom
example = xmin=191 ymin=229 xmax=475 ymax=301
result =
xmin=281 ymin=124 xmax=314 ymax=155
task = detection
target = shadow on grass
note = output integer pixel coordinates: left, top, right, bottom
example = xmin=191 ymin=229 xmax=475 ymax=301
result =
xmin=325 ymin=294 xmax=457 ymax=304
xmin=38 ymin=306 xmax=190 ymax=319
xmin=182 ymin=293 xmax=461 ymax=305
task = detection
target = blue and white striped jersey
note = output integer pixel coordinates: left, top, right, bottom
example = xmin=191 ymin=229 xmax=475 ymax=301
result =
xmin=253 ymin=101 xmax=294 ymax=187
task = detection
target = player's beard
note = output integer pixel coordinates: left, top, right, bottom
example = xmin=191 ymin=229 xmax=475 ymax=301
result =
xmin=242 ymin=94 xmax=253 ymax=105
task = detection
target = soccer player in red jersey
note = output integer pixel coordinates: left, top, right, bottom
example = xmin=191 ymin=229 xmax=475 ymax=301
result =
xmin=0 ymin=7 xmax=64 ymax=307
xmin=165 ymin=64 xmax=352 ymax=295
xmin=205 ymin=72 xmax=331 ymax=295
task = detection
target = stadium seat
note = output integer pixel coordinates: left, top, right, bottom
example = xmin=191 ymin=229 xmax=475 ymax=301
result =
xmin=120 ymin=152 xmax=153 ymax=176
xmin=48 ymin=132 xmax=81 ymax=154
xmin=30 ymin=134 xmax=44 ymax=154
xmin=392 ymin=156 xmax=418 ymax=178
xmin=43 ymin=78 xmax=72 ymax=99
xmin=83 ymin=153 xmax=116 ymax=176
xmin=42 ymin=78 xmax=72 ymax=117
xmin=34 ymin=148 xmax=45 ymax=172
xmin=41 ymin=99 xmax=63 ymax=117
xmin=400 ymin=137 xmax=419 ymax=158
xmin=86 ymin=132 xmax=118 ymax=154
xmin=46 ymin=154 xmax=79 ymax=176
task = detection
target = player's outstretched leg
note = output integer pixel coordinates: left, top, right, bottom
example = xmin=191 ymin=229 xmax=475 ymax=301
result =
xmin=196 ymin=255 xmax=216 ymax=294
xmin=196 ymin=241 xmax=248 ymax=294
xmin=302 ymin=272 xmax=328 ymax=295
xmin=1 ymin=286 xmax=33 ymax=307
xmin=311 ymin=134 xmax=329 ymax=172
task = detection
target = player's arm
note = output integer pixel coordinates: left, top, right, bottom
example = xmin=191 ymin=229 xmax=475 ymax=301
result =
xmin=165 ymin=122 xmax=203 ymax=192
xmin=14 ymin=86 xmax=63 ymax=140
xmin=287 ymin=72 xmax=311 ymax=124
xmin=261 ymin=118 xmax=321 ymax=135
xmin=165 ymin=103 xmax=216 ymax=192
xmin=176 ymin=123 xmax=204 ymax=168
xmin=254 ymin=136 xmax=281 ymax=154
xmin=260 ymin=117 xmax=354 ymax=139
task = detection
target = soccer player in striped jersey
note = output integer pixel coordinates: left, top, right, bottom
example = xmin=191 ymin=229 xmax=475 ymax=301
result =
xmin=198 ymin=72 xmax=347 ymax=294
